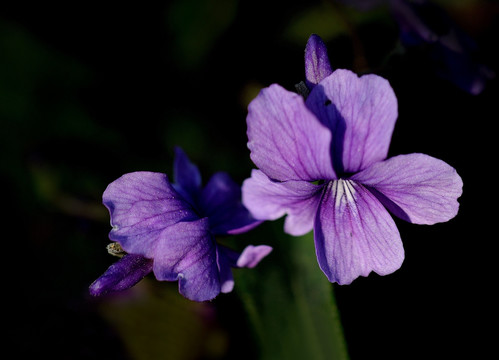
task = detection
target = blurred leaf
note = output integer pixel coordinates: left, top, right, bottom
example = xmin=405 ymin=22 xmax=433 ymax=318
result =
xmin=167 ymin=0 xmax=238 ymax=69
xmin=235 ymin=220 xmax=349 ymax=360
xmin=284 ymin=2 xmax=348 ymax=45
xmin=97 ymin=279 xmax=228 ymax=360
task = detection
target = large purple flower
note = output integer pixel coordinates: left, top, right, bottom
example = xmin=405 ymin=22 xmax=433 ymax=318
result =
xmin=90 ymin=147 xmax=271 ymax=301
xmin=242 ymin=35 xmax=462 ymax=285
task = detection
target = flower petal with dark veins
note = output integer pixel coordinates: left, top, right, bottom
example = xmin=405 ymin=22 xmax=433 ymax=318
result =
xmin=314 ymin=180 xmax=404 ymax=284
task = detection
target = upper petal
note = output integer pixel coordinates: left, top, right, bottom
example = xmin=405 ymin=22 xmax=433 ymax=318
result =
xmin=351 ymin=153 xmax=463 ymax=225
xmin=242 ymin=169 xmax=323 ymax=236
xmin=305 ymin=34 xmax=333 ymax=89
xmin=306 ymin=69 xmax=398 ymax=174
xmin=247 ymin=84 xmax=336 ymax=182
xmin=173 ymin=146 xmax=202 ymax=206
xmin=314 ymin=180 xmax=404 ymax=284
xmin=200 ymin=172 xmax=261 ymax=235
xmin=153 ymin=218 xmax=221 ymax=302
xmin=103 ymin=172 xmax=196 ymax=258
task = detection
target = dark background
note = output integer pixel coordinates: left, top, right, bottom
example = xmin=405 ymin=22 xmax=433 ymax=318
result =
xmin=2 ymin=0 xmax=497 ymax=359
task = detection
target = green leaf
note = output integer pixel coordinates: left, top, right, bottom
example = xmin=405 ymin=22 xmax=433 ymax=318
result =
xmin=235 ymin=220 xmax=349 ymax=360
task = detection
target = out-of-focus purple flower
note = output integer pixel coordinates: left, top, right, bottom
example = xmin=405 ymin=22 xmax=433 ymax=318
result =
xmin=340 ymin=0 xmax=495 ymax=94
xmin=90 ymin=147 xmax=270 ymax=302
xmin=389 ymin=0 xmax=494 ymax=95
xmin=242 ymin=35 xmax=462 ymax=285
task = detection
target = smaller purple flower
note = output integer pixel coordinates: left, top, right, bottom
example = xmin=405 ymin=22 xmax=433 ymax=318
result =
xmin=90 ymin=147 xmax=271 ymax=302
xmin=242 ymin=35 xmax=463 ymax=285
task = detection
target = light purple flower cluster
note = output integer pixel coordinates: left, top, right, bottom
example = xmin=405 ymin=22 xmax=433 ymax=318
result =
xmin=241 ymin=34 xmax=463 ymax=284
xmin=90 ymin=147 xmax=271 ymax=302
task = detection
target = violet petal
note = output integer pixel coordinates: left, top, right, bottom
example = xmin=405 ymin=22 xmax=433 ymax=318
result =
xmin=153 ymin=217 xmax=220 ymax=302
xmin=216 ymin=245 xmax=238 ymax=294
xmin=200 ymin=171 xmax=261 ymax=235
xmin=173 ymin=146 xmax=202 ymax=206
xmin=236 ymin=245 xmax=273 ymax=269
xmin=103 ymin=171 xmax=196 ymax=258
xmin=242 ymin=169 xmax=323 ymax=236
xmin=314 ymin=180 xmax=404 ymax=284
xmin=351 ymin=153 xmax=463 ymax=225
xmin=89 ymin=254 xmax=153 ymax=296
xmin=247 ymin=84 xmax=336 ymax=182
xmin=306 ymin=69 xmax=397 ymax=175
xmin=305 ymin=34 xmax=333 ymax=89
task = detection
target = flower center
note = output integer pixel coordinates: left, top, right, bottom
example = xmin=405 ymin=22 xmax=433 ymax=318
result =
xmin=332 ymin=179 xmax=356 ymax=208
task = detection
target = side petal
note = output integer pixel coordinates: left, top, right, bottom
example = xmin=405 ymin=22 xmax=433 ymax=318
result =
xmin=305 ymin=34 xmax=333 ymax=89
xmin=247 ymin=84 xmax=336 ymax=182
xmin=242 ymin=170 xmax=323 ymax=236
xmin=314 ymin=180 xmax=404 ymax=284
xmin=173 ymin=146 xmax=202 ymax=205
xmin=89 ymin=254 xmax=153 ymax=296
xmin=153 ymin=218 xmax=221 ymax=302
xmin=306 ymin=69 xmax=398 ymax=174
xmin=103 ymin=172 xmax=196 ymax=258
xmin=200 ymin=172 xmax=261 ymax=235
xmin=351 ymin=153 xmax=463 ymax=225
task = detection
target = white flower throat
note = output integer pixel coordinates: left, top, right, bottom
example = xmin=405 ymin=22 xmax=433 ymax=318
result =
xmin=333 ymin=179 xmax=357 ymax=208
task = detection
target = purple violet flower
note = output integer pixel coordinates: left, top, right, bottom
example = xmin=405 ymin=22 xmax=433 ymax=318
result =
xmin=241 ymin=34 xmax=462 ymax=285
xmin=90 ymin=147 xmax=271 ymax=302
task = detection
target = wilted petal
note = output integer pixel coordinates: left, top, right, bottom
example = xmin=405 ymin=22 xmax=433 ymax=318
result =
xmin=103 ymin=172 xmax=195 ymax=258
xmin=200 ymin=172 xmax=261 ymax=235
xmin=173 ymin=146 xmax=202 ymax=205
xmin=89 ymin=254 xmax=153 ymax=296
xmin=247 ymin=84 xmax=336 ymax=182
xmin=352 ymin=153 xmax=463 ymax=225
xmin=153 ymin=218 xmax=220 ymax=302
xmin=305 ymin=34 xmax=333 ymax=89
xmin=242 ymin=170 xmax=323 ymax=236
xmin=314 ymin=180 xmax=404 ymax=284
xmin=306 ymin=69 xmax=397 ymax=174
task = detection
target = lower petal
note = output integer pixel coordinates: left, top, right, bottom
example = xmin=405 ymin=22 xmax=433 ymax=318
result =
xmin=314 ymin=180 xmax=404 ymax=284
